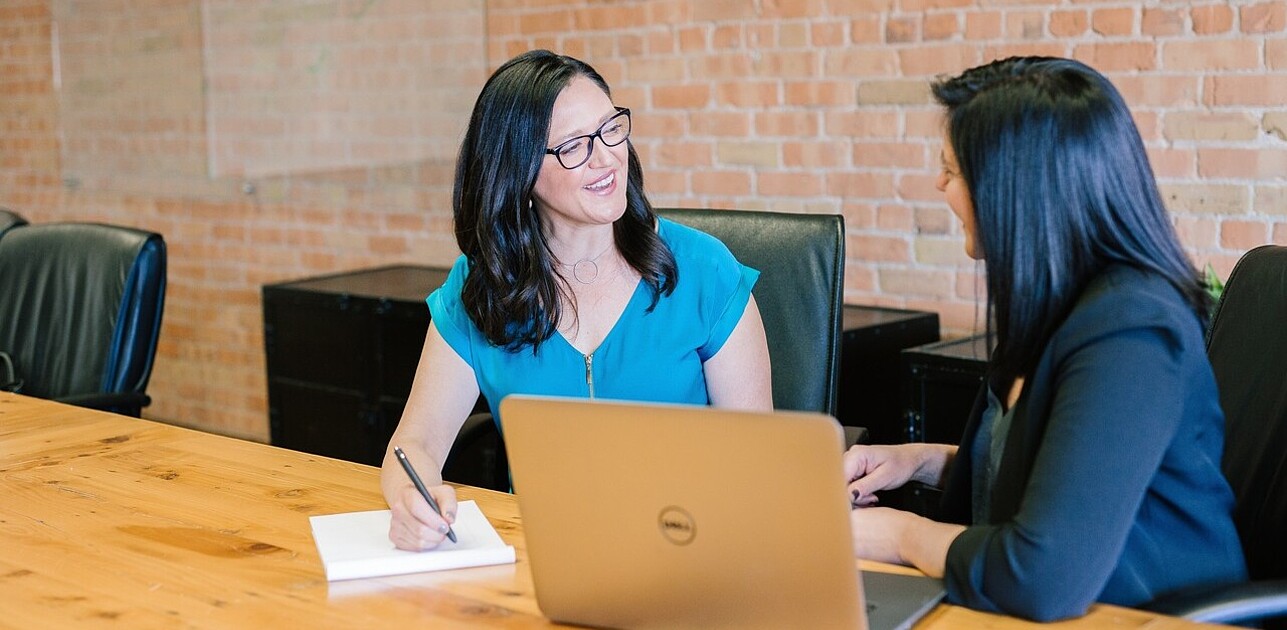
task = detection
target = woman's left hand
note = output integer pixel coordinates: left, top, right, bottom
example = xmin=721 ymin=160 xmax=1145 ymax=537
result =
xmin=849 ymin=506 xmax=913 ymax=565
xmin=850 ymin=506 xmax=967 ymax=577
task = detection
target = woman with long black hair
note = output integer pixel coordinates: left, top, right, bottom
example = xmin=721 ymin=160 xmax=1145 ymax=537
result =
xmin=381 ymin=50 xmax=771 ymax=551
xmin=844 ymin=57 xmax=1246 ymax=621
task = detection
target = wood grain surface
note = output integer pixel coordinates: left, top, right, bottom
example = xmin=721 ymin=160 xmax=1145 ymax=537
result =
xmin=0 ymin=393 xmax=1219 ymax=629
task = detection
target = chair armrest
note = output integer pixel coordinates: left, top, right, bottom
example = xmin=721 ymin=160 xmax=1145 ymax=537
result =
xmin=1143 ymin=579 xmax=1287 ymax=624
xmin=443 ymin=413 xmax=509 ymax=492
xmin=54 ymin=392 xmax=151 ymax=417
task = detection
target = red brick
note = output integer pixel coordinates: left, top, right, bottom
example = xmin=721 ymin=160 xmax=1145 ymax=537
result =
xmin=784 ymin=80 xmax=855 ymax=106
xmin=877 ymin=204 xmax=915 ymax=231
xmin=647 ymin=1 xmax=692 ymax=25
xmin=654 ymin=142 xmax=713 ymax=168
xmin=652 ymin=84 xmax=711 ymax=109
xmin=1192 ymin=4 xmax=1233 ymax=34
xmin=899 ymin=174 xmax=943 ymax=203
xmin=879 ymin=268 xmax=953 ymax=298
xmin=516 ymin=10 xmax=572 ymax=34
xmin=829 ymin=0 xmax=896 ymax=15
xmin=851 ymin=16 xmax=882 ymax=43
xmin=1250 ymin=186 xmax=1287 ymax=217
xmin=1091 ymin=7 xmax=1135 ymax=36
xmin=1148 ymin=147 xmax=1198 ymax=179
xmin=1242 ymin=2 xmax=1287 ymax=33
xmin=755 ymin=111 xmax=818 ymax=136
xmin=715 ymin=81 xmax=780 ymax=107
xmin=923 ymin=13 xmax=959 ymax=41
xmin=1142 ymin=8 xmax=1184 ymax=36
xmin=1174 ymin=216 xmax=1220 ymax=249
xmin=1220 ymin=220 xmax=1270 ymax=250
xmin=677 ymin=26 xmax=706 ymax=52
xmin=1163 ymin=40 xmax=1260 ymax=72
xmin=1164 ymin=111 xmax=1259 ymax=141
xmin=1270 ymin=39 xmax=1287 ymax=71
xmin=763 ymin=0 xmax=826 ymax=19
xmin=853 ymin=142 xmax=926 ymax=169
xmin=758 ymin=171 xmax=825 ymax=196
xmin=1114 ymin=76 xmax=1200 ymax=108
xmin=825 ymin=48 xmax=899 ymax=77
xmin=886 ymin=17 xmax=918 ymax=43
xmin=1160 ymin=184 xmax=1249 ymax=215
xmin=692 ymin=0 xmax=757 ymax=22
xmin=900 ymin=44 xmax=979 ymax=76
xmin=826 ymin=171 xmax=895 ymax=198
xmin=850 ymin=235 xmax=911 ymax=262
xmin=1199 ymin=148 xmax=1287 ymax=180
xmin=783 ymin=141 xmax=849 ymax=168
xmin=900 ymin=0 xmax=972 ymax=10
xmin=755 ymin=50 xmax=821 ymax=78
xmin=982 ymin=42 xmax=1069 ymax=61
xmin=712 ymin=24 xmax=743 ymax=49
xmin=693 ymin=53 xmax=754 ymax=79
xmin=1073 ymin=42 xmax=1157 ymax=72
xmin=1207 ymin=76 xmax=1287 ymax=107
xmin=1005 ymin=11 xmax=1044 ymax=39
xmin=1049 ymin=10 xmax=1088 ymax=37
xmin=965 ymin=12 xmax=1003 ymax=39
xmin=690 ymin=112 xmax=752 ymax=137
xmin=811 ymin=21 xmax=846 ymax=47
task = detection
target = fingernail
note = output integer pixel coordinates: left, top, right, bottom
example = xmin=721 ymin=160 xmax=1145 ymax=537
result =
xmin=445 ymin=510 xmax=456 ymax=522
xmin=437 ymin=524 xmax=449 ymax=535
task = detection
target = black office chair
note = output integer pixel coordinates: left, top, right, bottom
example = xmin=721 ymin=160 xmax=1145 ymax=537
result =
xmin=1145 ymin=245 xmax=1287 ymax=626
xmin=443 ymin=208 xmax=848 ymax=491
xmin=0 ymin=223 xmax=167 ymax=417
xmin=656 ymin=208 xmax=845 ymax=415
xmin=0 ymin=207 xmax=27 ymax=238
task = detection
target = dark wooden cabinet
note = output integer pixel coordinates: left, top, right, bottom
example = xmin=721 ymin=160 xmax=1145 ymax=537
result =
xmin=901 ymin=334 xmax=990 ymax=445
xmin=262 ymin=265 xmax=450 ymax=466
xmin=837 ymin=305 xmax=940 ymax=442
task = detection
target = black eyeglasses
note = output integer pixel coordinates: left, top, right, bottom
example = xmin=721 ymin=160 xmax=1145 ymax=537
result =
xmin=545 ymin=107 xmax=632 ymax=170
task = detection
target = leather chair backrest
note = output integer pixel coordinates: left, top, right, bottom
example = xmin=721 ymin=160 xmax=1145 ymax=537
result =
xmin=1205 ymin=244 xmax=1287 ymax=582
xmin=0 ymin=208 xmax=27 ymax=238
xmin=657 ymin=208 xmax=845 ymax=415
xmin=0 ymin=223 xmax=166 ymax=401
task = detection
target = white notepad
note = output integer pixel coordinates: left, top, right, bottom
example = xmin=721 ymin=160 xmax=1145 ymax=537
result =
xmin=310 ymin=500 xmax=516 ymax=581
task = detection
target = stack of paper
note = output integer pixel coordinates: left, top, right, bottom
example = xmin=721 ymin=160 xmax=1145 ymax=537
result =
xmin=310 ymin=500 xmax=515 ymax=581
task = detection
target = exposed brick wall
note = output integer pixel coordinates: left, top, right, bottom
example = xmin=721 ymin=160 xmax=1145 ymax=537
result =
xmin=2 ymin=0 xmax=1285 ymax=439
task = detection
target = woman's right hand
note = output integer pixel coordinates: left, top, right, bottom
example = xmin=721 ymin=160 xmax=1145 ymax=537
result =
xmin=387 ymin=483 xmax=458 ymax=551
xmin=844 ymin=443 xmax=954 ymax=507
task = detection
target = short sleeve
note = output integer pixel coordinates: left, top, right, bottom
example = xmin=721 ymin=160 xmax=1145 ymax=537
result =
xmin=700 ymin=261 xmax=756 ymax=360
xmin=426 ymin=255 xmax=476 ymax=368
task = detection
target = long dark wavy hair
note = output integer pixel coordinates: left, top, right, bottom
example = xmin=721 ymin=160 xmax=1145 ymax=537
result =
xmin=453 ymin=50 xmax=677 ymax=351
xmin=932 ymin=57 xmax=1210 ymax=388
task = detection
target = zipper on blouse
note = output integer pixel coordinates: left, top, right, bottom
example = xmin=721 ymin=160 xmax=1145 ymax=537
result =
xmin=584 ymin=353 xmax=595 ymax=399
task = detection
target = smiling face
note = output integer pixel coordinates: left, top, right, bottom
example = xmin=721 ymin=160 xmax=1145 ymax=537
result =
xmin=936 ymin=133 xmax=981 ymax=260
xmin=530 ymin=76 xmax=630 ymax=238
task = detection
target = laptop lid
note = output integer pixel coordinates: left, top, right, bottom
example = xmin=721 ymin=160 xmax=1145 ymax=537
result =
xmin=501 ymin=395 xmax=866 ymax=629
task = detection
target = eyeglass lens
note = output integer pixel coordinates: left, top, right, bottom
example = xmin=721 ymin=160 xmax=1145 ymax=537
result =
xmin=552 ymin=110 xmax=631 ymax=169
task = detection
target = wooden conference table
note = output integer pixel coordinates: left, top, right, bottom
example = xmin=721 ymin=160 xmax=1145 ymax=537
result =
xmin=2 ymin=393 xmax=1215 ymax=629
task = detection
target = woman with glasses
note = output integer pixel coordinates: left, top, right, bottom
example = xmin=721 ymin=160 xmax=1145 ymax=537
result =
xmin=842 ymin=57 xmax=1246 ymax=621
xmin=381 ymin=50 xmax=771 ymax=551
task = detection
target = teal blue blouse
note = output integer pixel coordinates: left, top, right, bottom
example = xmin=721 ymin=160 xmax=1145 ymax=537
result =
xmin=428 ymin=217 xmax=759 ymax=426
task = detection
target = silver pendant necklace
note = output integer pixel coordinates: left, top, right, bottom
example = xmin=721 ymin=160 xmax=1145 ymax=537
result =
xmin=559 ymin=241 xmax=613 ymax=285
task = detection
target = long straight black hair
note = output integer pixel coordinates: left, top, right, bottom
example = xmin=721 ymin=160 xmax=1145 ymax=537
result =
xmin=453 ymin=50 xmax=676 ymax=351
xmin=932 ymin=57 xmax=1210 ymax=388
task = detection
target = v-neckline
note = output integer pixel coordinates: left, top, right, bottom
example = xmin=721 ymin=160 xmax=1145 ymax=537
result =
xmin=554 ymin=278 xmax=646 ymax=357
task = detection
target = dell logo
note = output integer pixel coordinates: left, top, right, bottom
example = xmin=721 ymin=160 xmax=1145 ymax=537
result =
xmin=657 ymin=506 xmax=696 ymax=546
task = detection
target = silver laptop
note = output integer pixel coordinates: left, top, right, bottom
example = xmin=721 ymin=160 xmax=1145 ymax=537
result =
xmin=501 ymin=395 xmax=944 ymax=630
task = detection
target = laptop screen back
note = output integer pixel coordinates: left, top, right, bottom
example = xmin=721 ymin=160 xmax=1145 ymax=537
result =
xmin=501 ymin=395 xmax=866 ymax=629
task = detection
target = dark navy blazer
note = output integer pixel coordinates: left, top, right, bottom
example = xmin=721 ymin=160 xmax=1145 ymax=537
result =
xmin=940 ymin=266 xmax=1247 ymax=621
